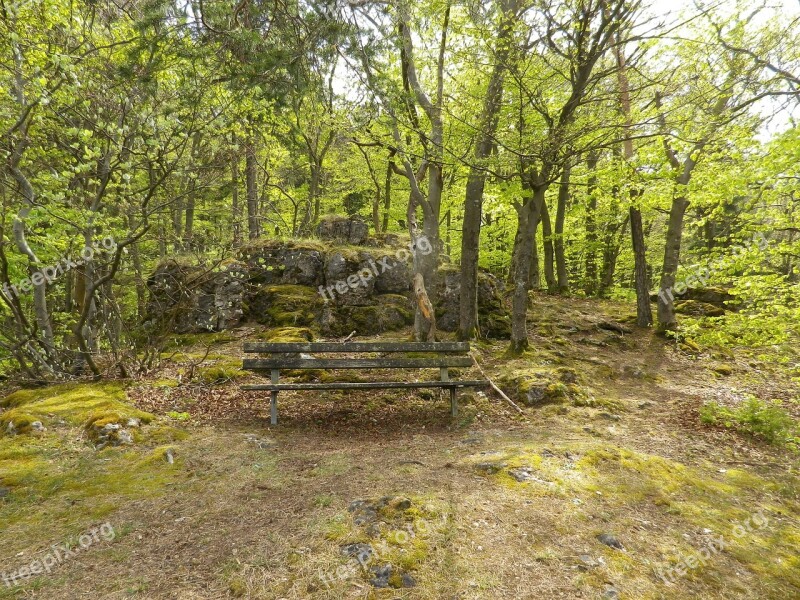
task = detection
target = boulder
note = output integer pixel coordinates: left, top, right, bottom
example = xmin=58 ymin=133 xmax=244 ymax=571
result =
xmin=323 ymin=251 xmax=377 ymax=306
xmin=247 ymin=284 xmax=324 ymax=327
xmin=374 ymin=254 xmax=412 ymax=294
xmin=239 ymin=241 xmax=324 ymax=287
xmin=321 ymin=294 xmax=413 ymax=336
xmin=675 ymin=300 xmax=725 ymax=317
xmin=316 ymin=215 xmax=369 ymax=245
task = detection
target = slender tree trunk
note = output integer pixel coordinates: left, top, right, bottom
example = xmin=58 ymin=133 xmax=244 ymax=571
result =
xmin=231 ymin=149 xmax=242 ymax=247
xmin=245 ymin=136 xmax=260 ymax=240
xmin=555 ymin=165 xmax=570 ymax=293
xmin=584 ymin=152 xmax=599 ymax=294
xmin=382 ymin=150 xmax=396 ymax=232
xmin=510 ymin=206 xmax=533 ymax=354
xmin=657 ymin=196 xmax=690 ymax=332
xmin=509 ymin=185 xmax=545 ymax=353
xmin=614 ymin=32 xmax=651 ymax=326
xmin=530 ymin=219 xmax=540 ymax=290
xmin=630 ymin=203 xmax=652 ymax=326
xmin=540 ymin=199 xmax=556 ymax=293
xmin=459 ymin=0 xmax=519 ymax=340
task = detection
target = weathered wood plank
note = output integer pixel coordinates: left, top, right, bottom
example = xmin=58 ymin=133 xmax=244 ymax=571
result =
xmin=242 ymin=341 xmax=470 ymax=354
xmin=243 ymin=357 xmax=474 ymax=370
xmin=242 ymin=380 xmax=489 ymax=391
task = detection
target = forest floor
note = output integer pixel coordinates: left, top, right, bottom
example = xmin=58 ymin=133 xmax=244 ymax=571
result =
xmin=1 ymin=295 xmax=799 ymax=599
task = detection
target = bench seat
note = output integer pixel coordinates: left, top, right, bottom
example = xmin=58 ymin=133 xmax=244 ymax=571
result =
xmin=240 ymin=340 xmax=487 ymax=424
xmin=242 ymin=380 xmax=488 ymax=391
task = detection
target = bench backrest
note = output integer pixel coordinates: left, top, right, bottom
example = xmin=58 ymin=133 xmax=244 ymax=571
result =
xmin=242 ymin=341 xmax=473 ymax=370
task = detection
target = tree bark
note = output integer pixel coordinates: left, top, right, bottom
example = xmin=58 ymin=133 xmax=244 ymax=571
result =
xmin=598 ymin=212 xmax=629 ymax=297
xmin=245 ymin=135 xmax=260 ymax=240
xmin=510 ymin=186 xmax=546 ymax=353
xmin=555 ymin=164 xmax=570 ymax=293
xmin=584 ymin=152 xmax=599 ymax=294
xmin=630 ymin=203 xmax=652 ymax=326
xmin=540 ymin=199 xmax=556 ymax=293
xmin=657 ymin=196 xmax=689 ymax=332
xmin=231 ymin=147 xmax=242 ymax=247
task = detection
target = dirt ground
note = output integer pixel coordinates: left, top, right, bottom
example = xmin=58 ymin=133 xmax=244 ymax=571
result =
xmin=1 ymin=296 xmax=798 ymax=599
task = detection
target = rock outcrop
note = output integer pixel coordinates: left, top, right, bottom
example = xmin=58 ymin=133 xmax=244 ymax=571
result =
xmin=146 ymin=217 xmax=511 ymax=338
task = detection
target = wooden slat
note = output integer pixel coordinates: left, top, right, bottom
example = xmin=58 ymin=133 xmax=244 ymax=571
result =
xmin=242 ymin=380 xmax=488 ymax=391
xmin=242 ymin=341 xmax=470 ymax=354
xmin=243 ymin=357 xmax=474 ymax=370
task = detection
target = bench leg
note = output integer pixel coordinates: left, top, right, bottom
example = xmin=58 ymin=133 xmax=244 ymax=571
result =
xmin=450 ymin=386 xmax=458 ymax=418
xmin=270 ymin=369 xmax=279 ymax=426
xmin=270 ymin=391 xmax=278 ymax=425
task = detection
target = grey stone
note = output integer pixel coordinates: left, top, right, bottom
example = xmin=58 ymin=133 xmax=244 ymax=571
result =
xmin=340 ymin=543 xmax=374 ymax=561
xmin=598 ymin=413 xmax=621 ymax=421
xmin=596 ymin=533 xmax=624 ymax=550
xmin=117 ymin=429 xmax=134 ymax=445
xmin=323 ymin=251 xmax=376 ymax=306
xmin=144 ymin=259 xmax=245 ymax=333
xmin=435 ymin=269 xmax=511 ymax=338
xmin=475 ymin=462 xmax=506 ymax=475
xmin=242 ymin=246 xmax=323 ymax=287
xmin=316 ymin=216 xmax=369 ymax=245
xmin=373 ymin=255 xmax=411 ymax=293
xmin=508 ymin=467 xmax=536 ymax=482
xmin=370 ymin=564 xmax=392 ymax=588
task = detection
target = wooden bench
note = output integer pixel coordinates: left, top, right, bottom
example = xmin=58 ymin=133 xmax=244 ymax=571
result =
xmin=241 ymin=341 xmax=488 ymax=425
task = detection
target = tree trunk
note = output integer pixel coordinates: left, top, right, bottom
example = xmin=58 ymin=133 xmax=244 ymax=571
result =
xmin=231 ymin=149 xmax=242 ymax=247
xmin=382 ymin=150 xmax=396 ymax=232
xmin=458 ymin=0 xmax=519 ymax=340
xmin=509 ymin=186 xmax=546 ymax=354
xmin=245 ymin=136 xmax=260 ymax=240
xmin=540 ymin=199 xmax=556 ymax=293
xmin=657 ymin=196 xmax=690 ymax=332
xmin=555 ymin=165 xmax=570 ymax=293
xmin=584 ymin=152 xmax=599 ymax=294
xmin=530 ymin=219 xmax=540 ymax=290
xmin=630 ymin=204 xmax=652 ymax=326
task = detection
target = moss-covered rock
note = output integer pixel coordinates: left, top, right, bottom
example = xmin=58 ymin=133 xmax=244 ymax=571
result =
xmin=498 ymin=366 xmax=586 ymax=406
xmin=239 ymin=238 xmax=325 ymax=287
xmin=315 ymin=214 xmax=369 ymax=245
xmin=144 ymin=259 xmax=246 ymax=334
xmin=321 ymin=294 xmax=414 ymax=336
xmin=248 ymin=284 xmax=324 ymax=328
xmin=675 ymin=300 xmax=725 ymax=317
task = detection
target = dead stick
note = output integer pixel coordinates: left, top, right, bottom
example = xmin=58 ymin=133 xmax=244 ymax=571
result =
xmin=469 ymin=352 xmax=523 ymax=414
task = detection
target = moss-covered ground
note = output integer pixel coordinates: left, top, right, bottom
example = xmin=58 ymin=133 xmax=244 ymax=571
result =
xmin=1 ymin=295 xmax=798 ymax=599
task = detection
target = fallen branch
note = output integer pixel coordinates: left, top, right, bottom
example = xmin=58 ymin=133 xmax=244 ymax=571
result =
xmin=469 ymin=351 xmax=523 ymax=414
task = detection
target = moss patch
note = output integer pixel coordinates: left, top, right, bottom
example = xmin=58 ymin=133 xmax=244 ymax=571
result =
xmin=250 ymin=284 xmax=323 ymax=328
xmin=1 ymin=382 xmax=153 ymax=435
